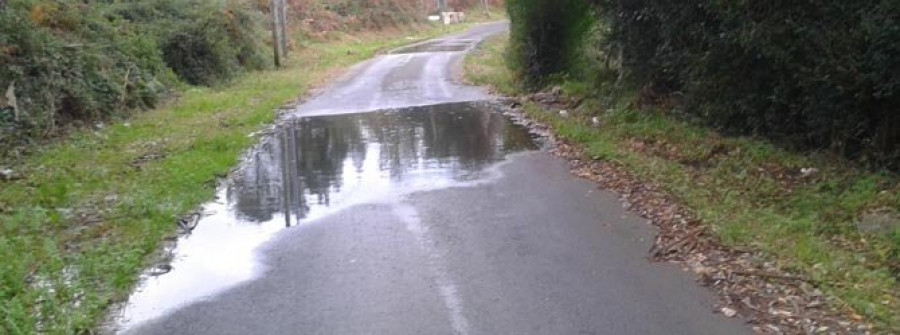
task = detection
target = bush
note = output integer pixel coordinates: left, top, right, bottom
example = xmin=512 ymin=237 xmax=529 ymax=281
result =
xmin=163 ymin=28 xmax=235 ymax=87
xmin=161 ymin=3 xmax=269 ymax=86
xmin=505 ymin=0 xmax=595 ymax=87
xmin=0 ymin=0 xmax=270 ymax=156
xmin=0 ymin=0 xmax=168 ymax=150
xmin=507 ymin=0 xmax=900 ymax=170
xmin=597 ymin=1 xmax=900 ymax=169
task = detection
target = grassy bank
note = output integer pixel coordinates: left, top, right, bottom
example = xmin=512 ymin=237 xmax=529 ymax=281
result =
xmin=1 ymin=0 xmax=273 ymax=155
xmin=465 ymin=33 xmax=899 ymax=332
xmin=0 ymin=22 xmax=480 ymax=334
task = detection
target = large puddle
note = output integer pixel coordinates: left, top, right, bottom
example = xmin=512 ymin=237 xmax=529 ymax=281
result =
xmin=113 ymin=101 xmax=537 ymax=332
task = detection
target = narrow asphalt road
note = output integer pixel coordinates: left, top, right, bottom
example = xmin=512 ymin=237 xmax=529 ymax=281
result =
xmin=116 ymin=22 xmax=751 ymax=335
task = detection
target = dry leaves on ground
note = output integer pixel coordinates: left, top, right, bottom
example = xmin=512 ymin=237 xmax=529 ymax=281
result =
xmin=503 ymin=102 xmax=874 ymax=335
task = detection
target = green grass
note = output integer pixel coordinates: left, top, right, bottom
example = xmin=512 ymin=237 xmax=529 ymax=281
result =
xmin=463 ymin=32 xmax=520 ymax=95
xmin=0 ymin=21 xmax=484 ymax=334
xmin=466 ymin=33 xmax=900 ymax=332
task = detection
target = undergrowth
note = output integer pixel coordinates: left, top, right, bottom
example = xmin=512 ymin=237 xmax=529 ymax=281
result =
xmin=0 ymin=0 xmax=272 ymax=157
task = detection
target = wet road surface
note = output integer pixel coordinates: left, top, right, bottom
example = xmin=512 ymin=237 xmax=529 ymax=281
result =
xmin=114 ymin=23 xmax=751 ymax=334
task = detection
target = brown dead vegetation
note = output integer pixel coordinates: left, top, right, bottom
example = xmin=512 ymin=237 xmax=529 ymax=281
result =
xmin=287 ymin=0 xmax=503 ymax=38
xmin=502 ymin=97 xmax=877 ymax=334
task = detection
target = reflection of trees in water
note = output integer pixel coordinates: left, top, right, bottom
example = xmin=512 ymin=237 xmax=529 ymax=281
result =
xmin=227 ymin=138 xmax=282 ymax=223
xmin=364 ymin=103 xmax=515 ymax=180
xmin=228 ymin=102 xmax=535 ymax=225
xmin=287 ymin=116 xmax=366 ymax=220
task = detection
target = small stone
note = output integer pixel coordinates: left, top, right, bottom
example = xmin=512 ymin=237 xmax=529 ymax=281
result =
xmin=148 ymin=264 xmax=173 ymax=276
xmin=0 ymin=168 xmax=19 ymax=181
xmin=559 ymin=110 xmax=569 ymax=118
xmin=3 ymin=83 xmax=18 ymax=117
xmin=771 ymin=309 xmax=793 ymax=317
xmin=592 ymin=117 xmax=601 ymax=127
xmin=800 ymin=167 xmax=819 ymax=178
xmin=550 ymin=85 xmax=562 ymax=97
xmin=721 ymin=307 xmax=738 ymax=317
xmin=858 ymin=208 xmax=900 ymax=235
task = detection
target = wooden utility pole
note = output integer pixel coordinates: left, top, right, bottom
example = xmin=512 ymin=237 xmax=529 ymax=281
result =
xmin=278 ymin=0 xmax=288 ymax=57
xmin=270 ymin=0 xmax=281 ymax=67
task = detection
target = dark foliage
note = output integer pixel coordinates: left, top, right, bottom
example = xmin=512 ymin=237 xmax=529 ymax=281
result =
xmin=160 ymin=8 xmax=268 ymax=86
xmin=509 ymin=0 xmax=900 ymax=170
xmin=600 ymin=0 xmax=900 ymax=168
xmin=505 ymin=0 xmax=595 ymax=86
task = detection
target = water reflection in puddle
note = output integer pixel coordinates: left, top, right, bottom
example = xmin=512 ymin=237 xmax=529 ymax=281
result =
xmin=114 ymin=101 xmax=536 ymax=332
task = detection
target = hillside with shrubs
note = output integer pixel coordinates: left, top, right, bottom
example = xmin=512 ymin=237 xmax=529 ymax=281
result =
xmin=0 ymin=0 xmax=497 ymax=158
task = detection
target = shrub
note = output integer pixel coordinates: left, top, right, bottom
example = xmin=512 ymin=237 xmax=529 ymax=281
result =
xmin=161 ymin=0 xmax=270 ymax=85
xmin=0 ymin=0 xmax=169 ymax=151
xmin=505 ymin=0 xmax=595 ymax=87
xmin=599 ymin=0 xmax=900 ymax=169
xmin=0 ymin=0 xmax=270 ymax=156
xmin=507 ymin=0 xmax=900 ymax=170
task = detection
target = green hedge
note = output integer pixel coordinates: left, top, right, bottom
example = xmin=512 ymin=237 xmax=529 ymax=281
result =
xmin=0 ymin=0 xmax=270 ymax=155
xmin=508 ymin=0 xmax=900 ymax=170
xmin=505 ymin=0 xmax=595 ymax=85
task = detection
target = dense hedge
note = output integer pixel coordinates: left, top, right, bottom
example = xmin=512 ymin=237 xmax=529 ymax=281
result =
xmin=505 ymin=0 xmax=595 ymax=84
xmin=0 ymin=0 xmax=270 ymax=154
xmin=508 ymin=0 xmax=900 ymax=170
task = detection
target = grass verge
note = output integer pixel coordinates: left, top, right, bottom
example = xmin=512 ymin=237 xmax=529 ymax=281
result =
xmin=465 ymin=33 xmax=899 ymax=332
xmin=0 ymin=22 xmax=483 ymax=334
